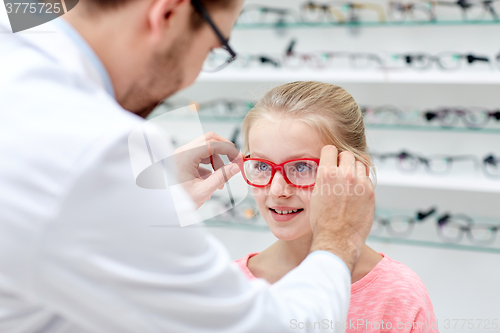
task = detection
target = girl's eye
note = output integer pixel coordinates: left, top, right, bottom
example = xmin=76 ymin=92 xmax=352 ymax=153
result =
xmin=294 ymin=162 xmax=311 ymax=172
xmin=256 ymin=162 xmax=271 ymax=172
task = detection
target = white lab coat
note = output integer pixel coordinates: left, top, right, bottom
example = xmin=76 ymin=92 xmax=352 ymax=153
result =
xmin=0 ymin=13 xmax=350 ymax=333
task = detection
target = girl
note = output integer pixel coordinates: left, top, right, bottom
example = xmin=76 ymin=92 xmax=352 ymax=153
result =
xmin=235 ymin=81 xmax=437 ymax=333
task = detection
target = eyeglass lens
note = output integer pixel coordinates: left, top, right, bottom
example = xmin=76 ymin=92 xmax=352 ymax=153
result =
xmin=203 ymin=48 xmax=234 ymax=72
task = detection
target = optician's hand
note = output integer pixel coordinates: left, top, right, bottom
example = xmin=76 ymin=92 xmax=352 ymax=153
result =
xmin=174 ymin=132 xmax=242 ymax=209
xmin=309 ymin=145 xmax=375 ymax=273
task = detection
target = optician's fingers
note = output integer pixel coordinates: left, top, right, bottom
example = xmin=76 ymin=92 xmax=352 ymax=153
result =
xmin=206 ymin=146 xmax=226 ymax=190
xmin=318 ymin=145 xmax=339 ymax=171
xmin=206 ymin=141 xmax=240 ymax=163
xmin=198 ymin=166 xmax=225 ymax=189
xmin=207 ymin=142 xmax=226 ymax=171
xmin=202 ymin=163 xmax=241 ymax=195
xmin=198 ymin=167 xmax=212 ymax=180
xmin=197 ymin=140 xmax=238 ymax=164
xmin=338 ymin=150 xmax=356 ymax=180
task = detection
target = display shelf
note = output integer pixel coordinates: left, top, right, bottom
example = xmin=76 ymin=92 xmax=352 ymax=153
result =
xmin=367 ymin=235 xmax=500 ymax=254
xmin=154 ymin=114 xmax=500 ymax=134
xmin=202 ymin=220 xmax=500 ymax=254
xmin=197 ymin=69 xmax=500 ymax=84
xmin=234 ymin=19 xmax=500 ymax=30
xmin=366 ymin=123 xmax=500 ymax=134
xmin=375 ymin=169 xmax=500 ymax=193
xmin=159 ymin=114 xmax=500 ymax=133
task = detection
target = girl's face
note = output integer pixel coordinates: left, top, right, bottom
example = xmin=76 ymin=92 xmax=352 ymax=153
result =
xmin=247 ymin=117 xmax=325 ymax=241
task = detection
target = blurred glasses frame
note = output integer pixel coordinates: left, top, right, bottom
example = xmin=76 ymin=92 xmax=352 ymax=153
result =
xmin=483 ymin=154 xmax=500 ymax=178
xmin=362 ymin=104 xmax=421 ymax=124
xmin=424 ymin=107 xmax=500 ymax=129
xmin=238 ymin=4 xmax=301 ymax=25
xmin=239 ymin=157 xmax=320 ymax=188
xmin=301 ymin=1 xmax=386 ymax=23
xmin=284 ymin=40 xmax=384 ymax=69
xmin=300 ymin=1 xmax=347 ymax=23
xmin=373 ymin=150 xmax=479 ymax=175
xmin=371 ymin=207 xmax=437 ymax=238
xmin=388 ymin=1 xmax=437 ymax=22
xmin=392 ymin=52 xmax=491 ymax=70
xmin=432 ymin=0 xmax=500 ymax=21
xmin=235 ymin=54 xmax=282 ymax=68
xmin=437 ymin=213 xmax=500 ymax=245
xmin=191 ymin=0 xmax=237 ymax=72
xmin=340 ymin=1 xmax=387 ymax=23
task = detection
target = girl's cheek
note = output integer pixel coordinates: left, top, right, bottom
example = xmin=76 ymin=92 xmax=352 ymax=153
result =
xmin=252 ymin=186 xmax=271 ymax=198
xmin=298 ymin=188 xmax=313 ymax=205
xmin=252 ymin=187 xmax=267 ymax=215
xmin=252 ymin=187 xmax=267 ymax=203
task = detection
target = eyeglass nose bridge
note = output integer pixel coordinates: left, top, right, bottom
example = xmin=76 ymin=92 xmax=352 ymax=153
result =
xmin=269 ymin=164 xmax=293 ymax=186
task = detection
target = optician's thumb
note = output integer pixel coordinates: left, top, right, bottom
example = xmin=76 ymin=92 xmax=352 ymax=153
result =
xmin=206 ymin=163 xmax=240 ymax=192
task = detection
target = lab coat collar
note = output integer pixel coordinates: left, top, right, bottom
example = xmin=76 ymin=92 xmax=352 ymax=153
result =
xmin=53 ymin=18 xmax=116 ymax=99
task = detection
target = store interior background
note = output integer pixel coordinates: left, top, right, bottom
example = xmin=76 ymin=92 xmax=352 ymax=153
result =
xmin=151 ymin=0 xmax=500 ymax=331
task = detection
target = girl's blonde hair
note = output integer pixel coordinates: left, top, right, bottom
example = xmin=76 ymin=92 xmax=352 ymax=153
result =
xmin=242 ymin=81 xmax=373 ymax=174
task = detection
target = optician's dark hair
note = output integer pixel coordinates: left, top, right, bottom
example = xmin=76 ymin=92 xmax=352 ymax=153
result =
xmin=84 ymin=0 xmax=234 ymax=29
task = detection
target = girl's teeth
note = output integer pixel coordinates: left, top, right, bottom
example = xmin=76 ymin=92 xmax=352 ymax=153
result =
xmin=274 ymin=209 xmax=300 ymax=215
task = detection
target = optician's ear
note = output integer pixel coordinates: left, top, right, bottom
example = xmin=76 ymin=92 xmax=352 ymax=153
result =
xmin=147 ymin=0 xmax=188 ymax=40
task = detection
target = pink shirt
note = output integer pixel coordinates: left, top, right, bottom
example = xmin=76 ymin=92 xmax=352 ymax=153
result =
xmin=235 ymin=252 xmax=438 ymax=333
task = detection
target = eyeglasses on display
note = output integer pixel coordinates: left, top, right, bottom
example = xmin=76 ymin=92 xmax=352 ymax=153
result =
xmin=236 ymin=0 xmax=500 ymax=27
xmin=391 ymin=52 xmax=492 ymax=70
xmin=424 ymin=107 xmax=500 ymax=129
xmin=372 ymin=150 xmax=479 ymax=175
xmin=300 ymin=1 xmax=386 ymax=23
xmin=371 ymin=207 xmax=437 ymax=237
xmin=432 ymin=0 xmax=500 ymax=21
xmin=362 ymin=105 xmax=421 ymax=124
xmin=373 ymin=150 xmax=500 ymax=178
xmin=284 ymin=40 xmax=384 ymax=69
xmin=300 ymin=1 xmax=346 ymax=23
xmin=388 ymin=1 xmax=436 ymax=22
xmin=483 ymin=154 xmax=500 ymax=178
xmin=206 ymin=41 xmax=497 ymax=72
xmin=361 ymin=104 xmax=500 ymax=129
xmin=438 ymin=212 xmax=500 ymax=245
xmin=237 ymin=5 xmax=301 ymax=25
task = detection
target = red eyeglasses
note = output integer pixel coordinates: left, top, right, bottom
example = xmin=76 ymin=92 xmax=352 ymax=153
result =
xmin=238 ymin=157 xmax=320 ymax=188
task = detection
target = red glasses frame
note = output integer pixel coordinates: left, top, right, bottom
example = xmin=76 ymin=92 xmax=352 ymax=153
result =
xmin=238 ymin=157 xmax=320 ymax=188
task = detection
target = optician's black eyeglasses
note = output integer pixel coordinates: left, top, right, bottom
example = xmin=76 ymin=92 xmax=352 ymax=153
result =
xmin=191 ymin=0 xmax=238 ymax=72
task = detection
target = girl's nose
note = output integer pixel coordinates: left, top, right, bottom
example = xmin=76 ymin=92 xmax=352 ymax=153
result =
xmin=269 ymin=171 xmax=293 ymax=198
